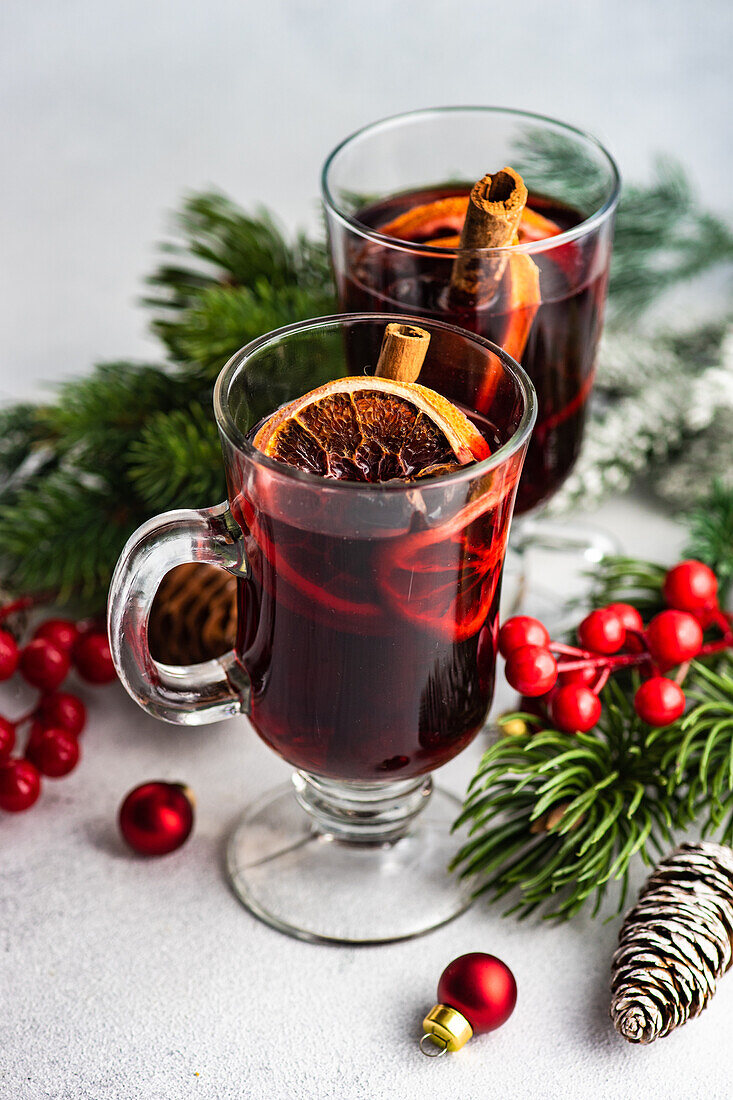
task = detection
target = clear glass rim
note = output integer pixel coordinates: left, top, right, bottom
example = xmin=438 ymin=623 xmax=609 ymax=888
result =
xmin=321 ymin=105 xmax=621 ymax=258
xmin=213 ymin=312 xmax=537 ymax=494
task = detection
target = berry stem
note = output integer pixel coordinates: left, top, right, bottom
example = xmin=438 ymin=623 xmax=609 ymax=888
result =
xmin=0 ymin=596 xmax=37 ymax=622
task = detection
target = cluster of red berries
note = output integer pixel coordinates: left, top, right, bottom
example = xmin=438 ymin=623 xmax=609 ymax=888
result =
xmin=0 ymin=605 xmax=115 ymax=812
xmin=499 ymin=560 xmax=732 ymax=734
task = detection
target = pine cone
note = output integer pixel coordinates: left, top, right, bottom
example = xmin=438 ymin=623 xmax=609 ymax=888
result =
xmin=610 ymin=842 xmax=733 ymax=1044
xmin=148 ymin=564 xmax=237 ymax=665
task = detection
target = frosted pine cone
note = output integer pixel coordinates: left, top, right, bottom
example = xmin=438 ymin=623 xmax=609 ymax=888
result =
xmin=610 ymin=842 xmax=733 ymax=1043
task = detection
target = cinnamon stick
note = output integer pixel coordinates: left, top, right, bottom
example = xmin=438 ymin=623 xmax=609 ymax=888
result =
xmin=374 ymin=323 xmax=430 ymax=383
xmin=450 ymin=167 xmax=528 ymax=305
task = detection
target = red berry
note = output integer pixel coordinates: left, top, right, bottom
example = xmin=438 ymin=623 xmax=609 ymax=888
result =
xmin=0 ymin=717 xmax=15 ymax=759
xmin=498 ymin=616 xmax=550 ymax=659
xmin=36 ymin=692 xmax=86 ymax=736
xmin=73 ymin=632 xmax=115 ymax=684
xmin=0 ymin=630 xmax=19 ymax=681
xmin=25 ymin=726 xmax=80 ymax=778
xmin=646 ymin=610 xmax=703 ymax=669
xmin=634 ymin=677 xmax=686 ymax=727
xmin=578 ymin=608 xmax=626 ymax=655
xmin=33 ymin=618 xmax=80 ymax=653
xmin=0 ymin=758 xmax=41 ymax=811
xmin=19 ymin=638 xmax=71 ymax=691
xmin=550 ymin=684 xmax=602 ymax=733
xmin=558 ymin=665 xmax=597 ymax=687
xmin=663 ymin=560 xmax=718 ymax=613
xmin=504 ymin=645 xmax=558 ymax=697
xmin=605 ymin=603 xmax=644 ymax=633
xmin=118 ymin=781 xmax=194 ymax=856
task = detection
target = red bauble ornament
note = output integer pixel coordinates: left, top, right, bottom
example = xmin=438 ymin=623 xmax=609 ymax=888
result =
xmin=578 ymin=608 xmax=625 ymax=655
xmin=421 ymin=952 xmax=517 ymax=1055
xmin=33 ymin=618 xmax=80 ymax=653
xmin=26 ymin=726 xmax=80 ymax=778
xmin=0 ymin=758 xmax=41 ymax=812
xmin=0 ymin=717 xmax=16 ymax=759
xmin=498 ymin=616 xmax=550 ymax=659
xmin=550 ymin=684 xmax=602 ymax=733
xmin=36 ymin=692 xmax=87 ymax=737
xmin=19 ymin=638 xmax=71 ymax=691
xmin=634 ymin=677 xmax=686 ymax=727
xmin=118 ymin=781 xmax=194 ymax=856
xmin=504 ymin=645 xmax=558 ymax=697
xmin=74 ymin=631 xmax=116 ymax=684
xmin=663 ymin=560 xmax=718 ymax=613
xmin=0 ymin=629 xmax=19 ymax=681
xmin=646 ymin=610 xmax=703 ymax=669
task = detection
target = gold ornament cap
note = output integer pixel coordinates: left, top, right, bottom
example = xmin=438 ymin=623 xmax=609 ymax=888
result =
xmin=420 ymin=1004 xmax=473 ymax=1056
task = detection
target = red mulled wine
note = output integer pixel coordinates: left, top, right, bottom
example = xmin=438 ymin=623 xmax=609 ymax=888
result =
xmin=229 ymin=405 xmax=520 ymax=781
xmin=334 ymin=185 xmax=609 ymax=513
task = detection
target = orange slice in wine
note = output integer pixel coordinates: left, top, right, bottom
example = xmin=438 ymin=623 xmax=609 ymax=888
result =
xmin=376 ymin=195 xmax=561 ymax=248
xmin=253 ymin=376 xmax=491 ymax=482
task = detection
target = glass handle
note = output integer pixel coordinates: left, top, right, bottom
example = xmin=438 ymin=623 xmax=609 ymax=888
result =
xmin=107 ymin=502 xmax=251 ymax=724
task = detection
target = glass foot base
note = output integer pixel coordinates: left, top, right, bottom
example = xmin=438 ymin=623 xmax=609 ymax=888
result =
xmin=225 ymin=782 xmax=472 ymax=945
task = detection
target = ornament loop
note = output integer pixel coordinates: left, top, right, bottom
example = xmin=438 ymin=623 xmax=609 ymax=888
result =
xmin=419 ymin=1033 xmax=448 ymax=1058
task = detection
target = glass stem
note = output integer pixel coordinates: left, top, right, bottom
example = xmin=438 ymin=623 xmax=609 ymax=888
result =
xmin=293 ymin=772 xmax=433 ymax=843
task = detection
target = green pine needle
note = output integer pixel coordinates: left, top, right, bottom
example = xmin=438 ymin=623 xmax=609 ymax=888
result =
xmin=153 ymin=280 xmax=335 ymax=379
xmin=0 ymin=469 xmax=139 ymax=606
xmin=452 ymin=690 xmax=678 ymax=921
xmin=127 ymin=402 xmax=226 ymax=511
xmin=684 ymin=481 xmax=733 ymax=602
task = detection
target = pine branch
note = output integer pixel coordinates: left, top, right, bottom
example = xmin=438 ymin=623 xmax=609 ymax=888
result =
xmin=0 ymin=469 xmax=140 ymax=607
xmin=0 ymin=404 xmax=50 ymax=481
xmin=127 ymin=402 xmax=226 ymax=511
xmin=153 ymin=279 xmax=335 ymax=380
xmin=38 ymin=362 xmax=201 ymax=470
xmin=549 ymin=322 xmax=732 ymax=514
xmin=452 ymin=679 xmax=688 ymax=920
xmin=683 ymin=482 xmax=733 ymax=602
xmin=649 ymin=656 xmax=733 ymax=843
xmin=609 ymin=160 xmax=733 ymax=322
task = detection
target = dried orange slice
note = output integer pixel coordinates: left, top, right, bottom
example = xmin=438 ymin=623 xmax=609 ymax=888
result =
xmin=376 ymin=195 xmax=561 ymax=247
xmin=253 ymin=376 xmax=491 ymax=482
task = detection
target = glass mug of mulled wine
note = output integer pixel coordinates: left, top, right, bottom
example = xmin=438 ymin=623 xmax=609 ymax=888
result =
xmin=322 ymin=107 xmax=621 ymax=609
xmin=108 ymin=314 xmax=536 ymax=944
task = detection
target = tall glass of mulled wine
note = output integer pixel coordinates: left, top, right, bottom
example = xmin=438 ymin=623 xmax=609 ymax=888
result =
xmin=322 ymin=108 xmax=621 ymax=609
xmin=107 ymin=314 xmax=536 ymax=944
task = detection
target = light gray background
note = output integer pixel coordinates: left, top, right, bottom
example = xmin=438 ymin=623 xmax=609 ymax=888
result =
xmin=1 ymin=3 xmax=732 ymax=1098
xmin=1 ymin=0 xmax=731 ymax=401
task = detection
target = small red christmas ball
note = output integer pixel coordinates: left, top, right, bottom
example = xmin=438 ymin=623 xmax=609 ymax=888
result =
xmin=578 ymin=608 xmax=625 ymax=655
xmin=634 ymin=677 xmax=686 ymax=727
xmin=663 ymin=560 xmax=718 ymax=613
xmin=504 ymin=645 xmax=558 ymax=697
xmin=605 ymin=602 xmax=644 ymax=634
xmin=25 ymin=726 xmax=80 ymax=778
xmin=36 ymin=691 xmax=87 ymax=737
xmin=550 ymin=684 xmax=602 ymax=733
xmin=73 ymin=631 xmax=115 ymax=684
xmin=438 ymin=953 xmax=517 ymax=1034
xmin=0 ymin=758 xmax=41 ymax=812
xmin=118 ymin=781 xmax=194 ymax=856
xmin=33 ymin=618 xmax=80 ymax=653
xmin=0 ymin=629 xmax=19 ymax=681
xmin=19 ymin=638 xmax=71 ymax=691
xmin=498 ymin=616 xmax=550 ymax=659
xmin=0 ymin=717 xmax=16 ymax=759
xmin=646 ymin=610 xmax=703 ymax=669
